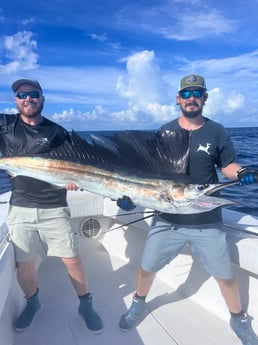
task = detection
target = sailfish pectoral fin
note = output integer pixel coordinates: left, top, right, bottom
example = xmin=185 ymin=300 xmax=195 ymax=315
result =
xmin=188 ymin=195 xmax=236 ymax=213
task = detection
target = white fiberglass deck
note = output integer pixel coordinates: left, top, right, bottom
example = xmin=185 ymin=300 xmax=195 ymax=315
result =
xmin=1 ymin=191 xmax=258 ymax=345
xmin=11 ymin=223 xmax=243 ymax=345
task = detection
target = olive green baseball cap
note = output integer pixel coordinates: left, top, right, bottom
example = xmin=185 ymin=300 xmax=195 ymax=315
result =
xmin=178 ymin=74 xmax=206 ymax=92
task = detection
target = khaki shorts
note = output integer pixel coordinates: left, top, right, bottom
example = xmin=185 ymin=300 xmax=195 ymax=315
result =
xmin=7 ymin=206 xmax=79 ymax=262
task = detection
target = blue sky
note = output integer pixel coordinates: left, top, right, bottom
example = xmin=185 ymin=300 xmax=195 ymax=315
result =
xmin=0 ymin=0 xmax=258 ymax=131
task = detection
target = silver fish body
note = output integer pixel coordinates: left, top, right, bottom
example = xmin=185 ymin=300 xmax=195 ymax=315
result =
xmin=0 ymin=156 xmax=236 ymax=214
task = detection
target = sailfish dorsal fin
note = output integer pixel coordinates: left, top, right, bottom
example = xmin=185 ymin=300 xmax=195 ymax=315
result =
xmin=43 ymin=129 xmax=191 ymax=180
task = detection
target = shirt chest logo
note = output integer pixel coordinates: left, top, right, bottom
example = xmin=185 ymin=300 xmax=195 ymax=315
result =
xmin=36 ymin=137 xmax=49 ymax=146
xmin=196 ymin=143 xmax=211 ymax=155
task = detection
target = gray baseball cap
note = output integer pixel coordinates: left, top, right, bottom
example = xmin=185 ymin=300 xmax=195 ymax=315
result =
xmin=11 ymin=78 xmax=42 ymax=93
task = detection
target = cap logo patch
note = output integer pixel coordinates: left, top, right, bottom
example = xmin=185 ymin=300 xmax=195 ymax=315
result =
xmin=186 ymin=75 xmax=198 ymax=84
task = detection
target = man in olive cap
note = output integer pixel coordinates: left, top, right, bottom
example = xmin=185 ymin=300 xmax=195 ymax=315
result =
xmin=117 ymin=74 xmax=258 ymax=345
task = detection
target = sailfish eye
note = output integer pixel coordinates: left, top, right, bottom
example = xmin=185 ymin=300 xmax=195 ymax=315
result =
xmin=197 ymin=184 xmax=210 ymax=191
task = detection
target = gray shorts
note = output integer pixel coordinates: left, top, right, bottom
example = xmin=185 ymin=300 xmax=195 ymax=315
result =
xmin=6 ymin=206 xmax=79 ymax=262
xmin=141 ymin=215 xmax=233 ymax=279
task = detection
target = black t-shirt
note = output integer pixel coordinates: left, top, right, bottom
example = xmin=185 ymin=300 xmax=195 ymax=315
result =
xmin=159 ymin=117 xmax=237 ymax=224
xmin=0 ymin=113 xmax=70 ymax=208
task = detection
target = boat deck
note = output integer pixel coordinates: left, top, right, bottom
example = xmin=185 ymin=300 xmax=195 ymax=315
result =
xmin=12 ymin=225 xmax=242 ymax=345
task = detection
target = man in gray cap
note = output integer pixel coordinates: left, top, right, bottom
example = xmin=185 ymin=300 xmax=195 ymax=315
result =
xmin=117 ymin=74 xmax=258 ymax=344
xmin=0 ymin=78 xmax=103 ymax=334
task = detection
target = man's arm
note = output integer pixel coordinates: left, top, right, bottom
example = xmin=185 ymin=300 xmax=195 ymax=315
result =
xmin=221 ymin=162 xmax=242 ymax=180
xmin=221 ymin=162 xmax=258 ymax=185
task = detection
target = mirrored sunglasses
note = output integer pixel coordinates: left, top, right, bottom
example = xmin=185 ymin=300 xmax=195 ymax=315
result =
xmin=15 ymin=91 xmax=41 ymax=99
xmin=179 ymin=89 xmax=205 ymax=99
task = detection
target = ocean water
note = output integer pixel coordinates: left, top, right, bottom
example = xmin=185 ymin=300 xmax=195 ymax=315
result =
xmin=0 ymin=127 xmax=258 ymax=216
xmin=218 ymin=127 xmax=258 ymax=216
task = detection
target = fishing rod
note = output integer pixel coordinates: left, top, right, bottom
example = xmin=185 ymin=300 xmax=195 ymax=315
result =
xmin=101 ymin=210 xmax=258 ymax=237
xmin=102 ymin=215 xmax=258 ymax=236
xmin=101 ymin=211 xmax=158 ymax=234
xmin=106 ymin=210 xmax=155 ymax=217
xmin=224 ymin=223 xmax=258 ymax=237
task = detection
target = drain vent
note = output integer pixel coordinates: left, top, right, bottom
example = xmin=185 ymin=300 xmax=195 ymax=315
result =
xmin=80 ymin=218 xmax=102 ymax=239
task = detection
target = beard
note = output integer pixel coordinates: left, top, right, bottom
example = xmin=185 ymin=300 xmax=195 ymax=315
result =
xmin=17 ymin=101 xmax=44 ymax=118
xmin=180 ymin=102 xmax=203 ymax=118
xmin=182 ymin=108 xmax=201 ymax=118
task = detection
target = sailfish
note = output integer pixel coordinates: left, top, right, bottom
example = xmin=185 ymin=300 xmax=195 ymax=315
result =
xmin=0 ymin=129 xmax=239 ymax=214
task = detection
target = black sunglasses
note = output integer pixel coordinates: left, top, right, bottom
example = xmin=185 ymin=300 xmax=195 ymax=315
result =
xmin=179 ymin=89 xmax=205 ymax=99
xmin=15 ymin=91 xmax=41 ymax=99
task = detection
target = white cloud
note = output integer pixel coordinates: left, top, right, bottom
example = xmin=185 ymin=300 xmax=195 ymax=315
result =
xmin=88 ymin=33 xmax=108 ymax=42
xmin=111 ymin=103 xmax=177 ymax=124
xmin=159 ymin=10 xmax=236 ymax=41
xmin=0 ymin=31 xmax=38 ymax=73
xmin=21 ymin=17 xmax=37 ymax=25
xmin=0 ymin=107 xmax=17 ymax=114
xmin=204 ymin=87 xmax=245 ymax=122
xmin=226 ymin=94 xmax=245 ymax=113
xmin=117 ymin=50 xmax=172 ymax=105
xmin=52 ymin=108 xmax=77 ymax=122
xmin=53 ymin=105 xmax=105 ymax=123
xmin=183 ymin=50 xmax=258 ymax=78
xmin=117 ymin=3 xmax=237 ymax=41
xmin=113 ymin=50 xmax=178 ymax=125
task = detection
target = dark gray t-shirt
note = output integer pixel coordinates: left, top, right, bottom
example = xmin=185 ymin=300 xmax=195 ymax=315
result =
xmin=159 ymin=117 xmax=236 ymax=224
